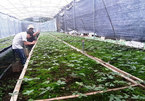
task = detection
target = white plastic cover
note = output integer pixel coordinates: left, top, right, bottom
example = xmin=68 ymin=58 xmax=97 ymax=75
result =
xmin=0 ymin=0 xmax=73 ymax=20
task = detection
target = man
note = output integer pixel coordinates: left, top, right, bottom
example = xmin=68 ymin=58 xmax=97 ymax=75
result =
xmin=12 ymin=32 xmax=36 ymax=65
xmin=26 ymin=24 xmax=40 ymax=51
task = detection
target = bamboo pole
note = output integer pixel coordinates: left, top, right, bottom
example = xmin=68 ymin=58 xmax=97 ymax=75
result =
xmin=35 ymin=84 xmax=137 ymax=101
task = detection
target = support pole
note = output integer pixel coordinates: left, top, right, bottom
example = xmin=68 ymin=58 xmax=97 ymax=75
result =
xmin=93 ymin=0 xmax=96 ymax=38
xmin=102 ymin=0 xmax=116 ymax=39
xmin=73 ymin=0 xmax=76 ymax=31
xmin=82 ymin=40 xmax=84 ymax=52
xmin=64 ymin=11 xmax=66 ymax=33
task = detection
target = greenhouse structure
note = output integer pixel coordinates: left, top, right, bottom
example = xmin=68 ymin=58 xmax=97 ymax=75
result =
xmin=0 ymin=0 xmax=145 ymax=101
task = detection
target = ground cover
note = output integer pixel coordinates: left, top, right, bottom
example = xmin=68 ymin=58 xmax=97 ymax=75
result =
xmin=0 ymin=36 xmax=14 ymax=51
xmin=18 ymin=33 xmax=145 ymax=101
xmin=53 ymin=33 xmax=145 ymax=80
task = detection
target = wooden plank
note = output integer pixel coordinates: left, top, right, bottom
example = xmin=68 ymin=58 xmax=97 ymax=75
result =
xmin=35 ymin=84 xmax=137 ymax=101
xmin=10 ymin=37 xmax=40 ymax=101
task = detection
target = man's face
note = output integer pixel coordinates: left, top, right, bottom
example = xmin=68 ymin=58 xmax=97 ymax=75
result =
xmin=27 ymin=34 xmax=31 ymax=39
xmin=29 ymin=28 xmax=34 ymax=32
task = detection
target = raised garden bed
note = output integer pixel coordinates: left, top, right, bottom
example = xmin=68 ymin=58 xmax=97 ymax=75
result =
xmin=53 ymin=32 xmax=145 ymax=80
xmin=17 ymin=33 xmax=145 ymax=101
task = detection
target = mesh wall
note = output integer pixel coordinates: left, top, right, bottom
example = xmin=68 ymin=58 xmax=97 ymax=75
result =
xmin=56 ymin=0 xmax=145 ymax=41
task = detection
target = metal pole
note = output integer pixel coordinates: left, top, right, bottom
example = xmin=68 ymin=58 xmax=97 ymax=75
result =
xmin=0 ymin=16 xmax=1 ymax=39
xmin=7 ymin=16 xmax=11 ymax=37
xmin=93 ymin=0 xmax=95 ymax=38
xmin=102 ymin=0 xmax=116 ymax=39
xmin=82 ymin=40 xmax=85 ymax=52
xmin=63 ymin=14 xmax=66 ymax=32
xmin=13 ymin=19 xmax=16 ymax=35
xmin=64 ymin=12 xmax=66 ymax=33
xmin=80 ymin=18 xmax=86 ymax=31
xmin=73 ymin=0 xmax=76 ymax=31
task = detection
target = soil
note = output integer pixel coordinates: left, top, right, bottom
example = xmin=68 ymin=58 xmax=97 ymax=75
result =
xmin=0 ymin=51 xmax=22 ymax=101
xmin=1 ymin=72 xmax=20 ymax=101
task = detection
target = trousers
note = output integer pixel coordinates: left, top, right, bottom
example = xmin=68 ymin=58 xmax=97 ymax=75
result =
xmin=13 ymin=49 xmax=26 ymax=65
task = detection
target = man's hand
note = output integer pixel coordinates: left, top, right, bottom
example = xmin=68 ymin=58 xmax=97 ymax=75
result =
xmin=33 ymin=30 xmax=40 ymax=36
xmin=32 ymin=40 xmax=36 ymax=44
xmin=37 ymin=30 xmax=40 ymax=33
xmin=24 ymin=41 xmax=36 ymax=45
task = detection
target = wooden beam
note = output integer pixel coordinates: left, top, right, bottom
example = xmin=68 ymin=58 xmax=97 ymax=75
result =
xmin=35 ymin=84 xmax=137 ymax=101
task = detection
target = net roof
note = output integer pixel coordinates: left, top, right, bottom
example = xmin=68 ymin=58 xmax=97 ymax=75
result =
xmin=0 ymin=0 xmax=73 ymax=20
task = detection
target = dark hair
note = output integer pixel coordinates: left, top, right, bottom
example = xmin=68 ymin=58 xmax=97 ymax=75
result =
xmin=27 ymin=30 xmax=34 ymax=36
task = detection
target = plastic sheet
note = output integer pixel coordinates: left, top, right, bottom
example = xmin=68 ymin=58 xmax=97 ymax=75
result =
xmin=21 ymin=19 xmax=57 ymax=32
xmin=0 ymin=12 xmax=56 ymax=52
xmin=0 ymin=13 xmax=22 ymax=39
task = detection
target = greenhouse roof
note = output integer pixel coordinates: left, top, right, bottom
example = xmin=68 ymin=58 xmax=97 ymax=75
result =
xmin=0 ymin=0 xmax=73 ymax=20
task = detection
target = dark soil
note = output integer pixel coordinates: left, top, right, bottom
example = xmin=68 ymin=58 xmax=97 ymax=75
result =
xmin=0 ymin=72 xmax=20 ymax=101
xmin=0 ymin=51 xmax=22 ymax=101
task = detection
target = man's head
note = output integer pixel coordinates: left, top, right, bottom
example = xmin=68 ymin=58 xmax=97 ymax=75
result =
xmin=27 ymin=24 xmax=34 ymax=32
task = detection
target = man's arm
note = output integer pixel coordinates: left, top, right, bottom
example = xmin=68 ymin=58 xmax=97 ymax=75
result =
xmin=33 ymin=31 xmax=40 ymax=36
xmin=24 ymin=41 xmax=36 ymax=45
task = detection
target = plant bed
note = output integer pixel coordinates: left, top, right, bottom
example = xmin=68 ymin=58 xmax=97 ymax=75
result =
xmin=0 ymin=36 xmax=14 ymax=51
xmin=0 ymin=49 xmax=22 ymax=101
xmin=53 ymin=32 xmax=145 ymax=80
xmin=0 ymin=51 xmax=14 ymax=75
xmin=0 ymin=72 xmax=20 ymax=101
xmin=17 ymin=33 xmax=145 ymax=101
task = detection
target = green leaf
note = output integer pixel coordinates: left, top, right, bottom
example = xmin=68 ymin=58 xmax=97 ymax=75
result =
xmin=79 ymin=73 xmax=86 ymax=77
xmin=75 ymin=82 xmax=83 ymax=86
xmin=107 ymin=75 xmax=114 ymax=79
xmin=70 ymin=72 xmax=77 ymax=78
xmin=56 ymin=80 xmax=66 ymax=85
xmin=93 ymin=70 xmax=98 ymax=72
xmin=68 ymin=64 xmax=75 ymax=67
xmin=42 ymin=80 xmax=50 ymax=84
xmin=124 ymin=94 xmax=129 ymax=99
xmin=23 ymin=77 xmax=40 ymax=82
xmin=28 ymin=99 xmax=34 ymax=101
xmin=72 ymin=91 xmax=87 ymax=98
xmin=23 ymin=90 xmax=34 ymax=95
xmin=109 ymin=94 xmax=115 ymax=101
